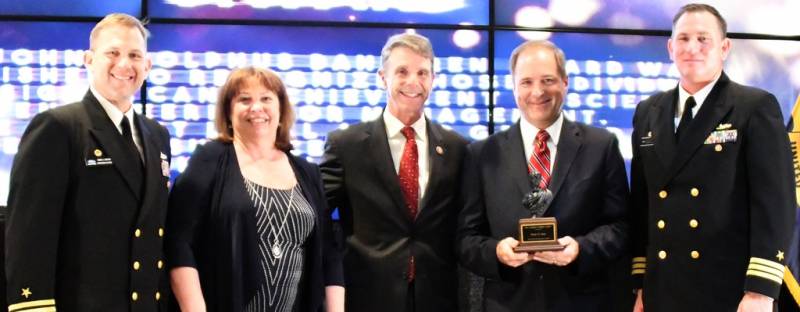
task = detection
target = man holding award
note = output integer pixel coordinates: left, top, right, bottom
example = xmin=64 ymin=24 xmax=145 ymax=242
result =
xmin=457 ymin=40 xmax=629 ymax=311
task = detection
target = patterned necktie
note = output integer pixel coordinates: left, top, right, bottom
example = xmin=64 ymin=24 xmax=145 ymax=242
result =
xmin=676 ymin=96 xmax=696 ymax=142
xmin=398 ymin=126 xmax=419 ymax=219
xmin=529 ymin=130 xmax=551 ymax=189
xmin=398 ymin=126 xmax=419 ymax=282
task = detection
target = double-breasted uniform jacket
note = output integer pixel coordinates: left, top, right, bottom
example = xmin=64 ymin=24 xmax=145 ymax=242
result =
xmin=320 ymin=117 xmax=468 ymax=312
xmin=6 ymin=91 xmax=172 ymax=312
xmin=630 ymin=72 xmax=796 ymax=311
xmin=457 ymin=119 xmax=629 ymax=312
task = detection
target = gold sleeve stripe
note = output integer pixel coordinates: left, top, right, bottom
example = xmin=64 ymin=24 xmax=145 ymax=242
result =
xmin=632 ymin=269 xmax=645 ymax=275
xmin=8 ymin=299 xmax=55 ymax=312
xmin=632 ymin=257 xmax=646 ymax=263
xmin=13 ymin=307 xmax=56 ymax=312
xmin=750 ymin=257 xmax=785 ymax=272
xmin=632 ymin=263 xmax=646 ymax=269
xmin=747 ymin=263 xmax=785 ymax=279
xmin=746 ymin=269 xmax=784 ymax=284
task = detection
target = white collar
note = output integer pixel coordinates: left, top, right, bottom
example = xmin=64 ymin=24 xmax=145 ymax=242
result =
xmin=383 ymin=110 xmax=427 ymax=140
xmin=90 ymin=85 xmax=136 ymax=133
xmin=520 ymin=112 xmax=564 ymax=145
xmin=677 ymin=72 xmax=721 ymax=116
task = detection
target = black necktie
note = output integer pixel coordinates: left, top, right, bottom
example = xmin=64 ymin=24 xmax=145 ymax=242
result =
xmin=121 ymin=115 xmax=142 ymax=163
xmin=121 ymin=115 xmax=144 ymax=197
xmin=676 ymin=96 xmax=696 ymax=142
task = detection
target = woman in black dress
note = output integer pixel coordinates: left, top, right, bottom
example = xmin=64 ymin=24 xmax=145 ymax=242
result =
xmin=166 ymin=67 xmax=344 ymax=312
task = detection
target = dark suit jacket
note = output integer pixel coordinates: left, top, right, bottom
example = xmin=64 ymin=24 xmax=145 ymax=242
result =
xmin=320 ymin=117 xmax=468 ymax=312
xmin=630 ymin=72 xmax=796 ymax=311
xmin=165 ymin=140 xmax=343 ymax=312
xmin=458 ymin=119 xmax=629 ymax=312
xmin=5 ymin=91 xmax=171 ymax=312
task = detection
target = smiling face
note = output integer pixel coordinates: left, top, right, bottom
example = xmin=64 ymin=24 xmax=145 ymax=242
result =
xmin=84 ymin=25 xmax=151 ymax=112
xmin=379 ymin=46 xmax=434 ymax=125
xmin=668 ymin=10 xmax=730 ymax=93
xmin=512 ymin=46 xmax=568 ymax=129
xmin=230 ymin=78 xmax=281 ymax=143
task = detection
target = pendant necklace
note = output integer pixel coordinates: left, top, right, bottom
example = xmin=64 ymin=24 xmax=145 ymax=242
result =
xmin=245 ymin=179 xmax=295 ymax=259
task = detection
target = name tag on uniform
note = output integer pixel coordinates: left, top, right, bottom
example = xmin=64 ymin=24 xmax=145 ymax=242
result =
xmin=86 ymin=157 xmax=113 ymax=166
xmin=640 ymin=131 xmax=655 ymax=147
xmin=704 ymin=129 xmax=737 ymax=144
xmin=86 ymin=148 xmax=113 ymax=166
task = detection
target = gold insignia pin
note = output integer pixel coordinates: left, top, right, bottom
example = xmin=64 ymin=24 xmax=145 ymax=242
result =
xmin=716 ymin=123 xmax=732 ymax=130
xmin=435 ymin=146 xmax=444 ymax=155
xmin=94 ymin=149 xmax=102 ymax=157
xmin=21 ymin=288 xmax=31 ymax=298
xmin=777 ymin=250 xmax=785 ymax=261
xmin=647 ymin=131 xmax=652 ymax=137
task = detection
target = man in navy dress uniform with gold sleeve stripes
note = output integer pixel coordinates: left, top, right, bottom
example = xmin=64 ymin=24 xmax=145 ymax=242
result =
xmin=630 ymin=3 xmax=796 ymax=311
xmin=5 ymin=14 xmax=171 ymax=311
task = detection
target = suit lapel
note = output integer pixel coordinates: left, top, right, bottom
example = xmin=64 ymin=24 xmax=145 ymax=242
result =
xmin=546 ymin=119 xmax=582 ymax=214
xmin=365 ymin=119 xmax=408 ymax=220
xmin=651 ymin=89 xmax=678 ymax=169
xmin=84 ymin=92 xmax=142 ymax=200
xmin=418 ymin=118 xmax=444 ymax=219
xmin=135 ymin=115 xmax=164 ymax=219
xmin=502 ymin=123 xmax=533 ymax=204
xmin=662 ymin=74 xmax=733 ymax=185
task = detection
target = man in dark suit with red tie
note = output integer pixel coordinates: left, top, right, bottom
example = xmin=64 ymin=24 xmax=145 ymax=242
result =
xmin=457 ymin=40 xmax=629 ymax=311
xmin=5 ymin=14 xmax=171 ymax=311
xmin=320 ymin=33 xmax=467 ymax=312
xmin=630 ymin=4 xmax=796 ymax=311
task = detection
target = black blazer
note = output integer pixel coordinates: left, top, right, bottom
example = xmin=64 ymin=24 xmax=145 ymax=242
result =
xmin=320 ymin=117 xmax=468 ymax=312
xmin=630 ymin=72 xmax=796 ymax=311
xmin=6 ymin=91 xmax=171 ymax=312
xmin=166 ymin=140 xmax=343 ymax=312
xmin=457 ymin=119 xmax=629 ymax=312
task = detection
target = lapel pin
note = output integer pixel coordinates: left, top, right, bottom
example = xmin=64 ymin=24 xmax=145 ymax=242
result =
xmin=435 ymin=146 xmax=444 ymax=155
xmin=94 ymin=149 xmax=102 ymax=157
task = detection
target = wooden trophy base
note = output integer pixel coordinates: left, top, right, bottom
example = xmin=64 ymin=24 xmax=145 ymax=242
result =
xmin=512 ymin=217 xmax=565 ymax=252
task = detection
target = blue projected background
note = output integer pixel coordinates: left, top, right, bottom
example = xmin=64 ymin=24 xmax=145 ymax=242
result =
xmin=0 ymin=1 xmax=799 ymax=206
xmin=148 ymin=0 xmax=489 ymax=25
xmin=147 ymin=24 xmax=488 ymax=173
xmin=0 ymin=1 xmax=140 ymax=17
xmin=493 ymin=31 xmax=800 ymax=161
xmin=495 ymin=0 xmax=800 ymax=36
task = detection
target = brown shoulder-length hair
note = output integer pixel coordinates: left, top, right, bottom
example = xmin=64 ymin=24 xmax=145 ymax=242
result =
xmin=215 ymin=67 xmax=294 ymax=151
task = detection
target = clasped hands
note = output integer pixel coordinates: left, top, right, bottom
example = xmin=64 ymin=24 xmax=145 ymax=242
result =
xmin=495 ymin=236 xmax=579 ymax=268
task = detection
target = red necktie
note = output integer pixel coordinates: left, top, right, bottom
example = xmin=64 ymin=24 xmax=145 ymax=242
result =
xmin=529 ymin=130 xmax=551 ymax=189
xmin=398 ymin=126 xmax=419 ymax=218
xmin=398 ymin=126 xmax=419 ymax=282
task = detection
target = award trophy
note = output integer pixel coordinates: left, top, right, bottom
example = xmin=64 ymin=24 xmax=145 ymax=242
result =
xmin=513 ymin=172 xmax=565 ymax=252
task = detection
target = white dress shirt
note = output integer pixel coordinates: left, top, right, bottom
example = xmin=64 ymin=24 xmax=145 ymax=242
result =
xmin=674 ymin=73 xmax=721 ymax=130
xmin=90 ymin=85 xmax=143 ymax=161
xmin=520 ymin=113 xmax=564 ymax=173
xmin=383 ymin=110 xmax=430 ymax=202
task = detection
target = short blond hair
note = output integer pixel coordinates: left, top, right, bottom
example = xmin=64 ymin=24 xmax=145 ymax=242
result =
xmin=89 ymin=13 xmax=149 ymax=49
xmin=380 ymin=33 xmax=435 ymax=71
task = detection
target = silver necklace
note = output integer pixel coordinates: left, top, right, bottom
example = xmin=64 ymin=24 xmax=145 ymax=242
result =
xmin=245 ymin=179 xmax=295 ymax=259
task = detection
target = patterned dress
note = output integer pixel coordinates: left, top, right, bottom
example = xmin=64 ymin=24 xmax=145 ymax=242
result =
xmin=243 ymin=179 xmax=316 ymax=312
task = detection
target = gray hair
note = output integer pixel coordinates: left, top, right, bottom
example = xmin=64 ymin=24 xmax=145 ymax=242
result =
xmin=380 ymin=33 xmax=435 ymax=71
